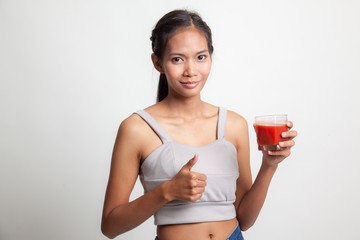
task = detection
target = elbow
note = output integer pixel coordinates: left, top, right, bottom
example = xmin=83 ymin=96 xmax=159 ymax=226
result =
xmin=238 ymin=221 xmax=254 ymax=232
xmin=103 ymin=234 xmax=115 ymax=239
xmin=236 ymin=211 xmax=256 ymax=231
xmin=101 ymin=220 xmax=116 ymax=239
xmin=101 ymin=228 xmax=115 ymax=239
xmin=239 ymin=224 xmax=252 ymax=232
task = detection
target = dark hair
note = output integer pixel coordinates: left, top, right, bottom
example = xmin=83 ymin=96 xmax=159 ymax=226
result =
xmin=150 ymin=9 xmax=214 ymax=102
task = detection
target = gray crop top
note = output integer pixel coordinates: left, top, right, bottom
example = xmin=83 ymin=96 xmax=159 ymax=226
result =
xmin=135 ymin=107 xmax=239 ymax=225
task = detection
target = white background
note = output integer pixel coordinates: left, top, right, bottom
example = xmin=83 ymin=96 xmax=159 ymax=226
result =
xmin=1 ymin=0 xmax=359 ymax=239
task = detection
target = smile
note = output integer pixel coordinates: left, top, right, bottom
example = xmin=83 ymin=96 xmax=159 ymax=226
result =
xmin=180 ymin=81 xmax=200 ymax=89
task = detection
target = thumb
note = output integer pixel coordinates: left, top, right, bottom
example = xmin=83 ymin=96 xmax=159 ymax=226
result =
xmin=182 ymin=154 xmax=198 ymax=171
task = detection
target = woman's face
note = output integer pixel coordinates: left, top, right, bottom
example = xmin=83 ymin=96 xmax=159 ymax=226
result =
xmin=160 ymin=27 xmax=212 ymax=99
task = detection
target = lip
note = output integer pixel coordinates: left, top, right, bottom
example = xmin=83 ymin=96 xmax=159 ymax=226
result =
xmin=180 ymin=81 xmax=200 ymax=89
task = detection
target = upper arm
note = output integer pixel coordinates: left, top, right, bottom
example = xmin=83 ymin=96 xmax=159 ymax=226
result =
xmin=226 ymin=111 xmax=252 ymax=209
xmin=102 ymin=115 xmax=145 ymax=218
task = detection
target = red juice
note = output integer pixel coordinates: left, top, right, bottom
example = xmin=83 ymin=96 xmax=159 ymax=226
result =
xmin=254 ymin=123 xmax=288 ymax=148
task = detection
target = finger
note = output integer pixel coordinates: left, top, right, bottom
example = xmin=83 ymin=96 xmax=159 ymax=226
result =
xmin=192 ymin=180 xmax=207 ymax=188
xmin=187 ymin=181 xmax=206 ymax=190
xmin=281 ymin=130 xmax=298 ymax=139
xmin=191 ymin=172 xmax=207 ymax=181
xmin=279 ymin=140 xmax=295 ymax=148
xmin=286 ymin=121 xmax=293 ymax=129
xmin=182 ymin=154 xmax=198 ymax=171
xmin=189 ymin=193 xmax=203 ymax=202
xmin=268 ymin=149 xmax=291 ymax=157
xmin=188 ymin=176 xmax=207 ymax=189
xmin=189 ymin=186 xmax=206 ymax=194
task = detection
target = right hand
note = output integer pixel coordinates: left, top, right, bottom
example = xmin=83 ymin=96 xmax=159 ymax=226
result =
xmin=167 ymin=154 xmax=207 ymax=202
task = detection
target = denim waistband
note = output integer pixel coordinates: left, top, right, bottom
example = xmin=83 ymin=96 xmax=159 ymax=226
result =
xmin=227 ymin=222 xmax=244 ymax=240
xmin=155 ymin=222 xmax=244 ymax=240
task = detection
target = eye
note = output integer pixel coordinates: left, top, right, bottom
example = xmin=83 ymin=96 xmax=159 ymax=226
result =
xmin=171 ymin=57 xmax=183 ymax=63
xmin=197 ymin=55 xmax=207 ymax=61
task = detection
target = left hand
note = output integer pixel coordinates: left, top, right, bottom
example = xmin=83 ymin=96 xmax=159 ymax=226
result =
xmin=262 ymin=121 xmax=297 ymax=167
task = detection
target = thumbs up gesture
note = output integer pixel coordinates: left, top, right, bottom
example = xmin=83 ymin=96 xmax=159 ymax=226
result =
xmin=166 ymin=154 xmax=207 ymax=202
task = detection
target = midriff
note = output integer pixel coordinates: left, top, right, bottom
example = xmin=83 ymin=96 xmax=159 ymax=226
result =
xmin=157 ymin=218 xmax=238 ymax=240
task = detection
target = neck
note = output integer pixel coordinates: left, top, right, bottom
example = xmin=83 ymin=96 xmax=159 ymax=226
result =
xmin=162 ymin=95 xmax=205 ymax=118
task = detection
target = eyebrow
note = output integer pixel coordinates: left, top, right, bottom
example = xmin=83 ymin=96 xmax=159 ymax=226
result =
xmin=169 ymin=49 xmax=209 ymax=56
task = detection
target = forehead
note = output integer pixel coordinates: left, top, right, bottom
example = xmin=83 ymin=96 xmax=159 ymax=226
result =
xmin=164 ymin=27 xmax=208 ymax=54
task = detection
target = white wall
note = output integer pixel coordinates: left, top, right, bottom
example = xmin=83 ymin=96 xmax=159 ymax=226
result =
xmin=1 ymin=0 xmax=359 ymax=239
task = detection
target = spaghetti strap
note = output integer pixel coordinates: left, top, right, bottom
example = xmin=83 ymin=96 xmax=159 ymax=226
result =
xmin=217 ymin=107 xmax=227 ymax=140
xmin=134 ymin=110 xmax=172 ymax=143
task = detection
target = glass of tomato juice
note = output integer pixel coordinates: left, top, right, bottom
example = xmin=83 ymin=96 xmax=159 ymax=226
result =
xmin=254 ymin=114 xmax=288 ymax=151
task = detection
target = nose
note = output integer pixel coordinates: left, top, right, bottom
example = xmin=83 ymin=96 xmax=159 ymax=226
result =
xmin=183 ymin=60 xmax=197 ymax=77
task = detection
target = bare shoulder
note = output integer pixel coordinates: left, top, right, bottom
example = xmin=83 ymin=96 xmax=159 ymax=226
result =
xmin=116 ymin=113 xmax=149 ymax=149
xmin=226 ymin=110 xmax=248 ymax=131
xmin=118 ymin=114 xmax=147 ymax=140
xmin=225 ymin=110 xmax=249 ymax=150
xmin=116 ymin=111 xmax=163 ymax=162
xmin=120 ymin=113 xmax=146 ymax=132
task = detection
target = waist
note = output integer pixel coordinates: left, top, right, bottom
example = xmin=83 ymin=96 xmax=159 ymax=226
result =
xmin=154 ymin=201 xmax=236 ymax=225
xmin=157 ymin=218 xmax=239 ymax=240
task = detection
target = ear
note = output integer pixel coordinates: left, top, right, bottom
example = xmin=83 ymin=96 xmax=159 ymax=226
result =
xmin=151 ymin=54 xmax=164 ymax=73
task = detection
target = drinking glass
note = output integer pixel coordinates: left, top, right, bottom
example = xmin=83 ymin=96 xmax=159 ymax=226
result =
xmin=254 ymin=114 xmax=288 ymax=151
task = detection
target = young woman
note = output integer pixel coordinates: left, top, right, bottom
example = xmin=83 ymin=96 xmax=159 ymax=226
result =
xmin=101 ymin=9 xmax=297 ymax=240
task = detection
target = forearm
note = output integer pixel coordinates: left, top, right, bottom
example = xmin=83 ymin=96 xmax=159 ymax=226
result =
xmin=236 ymin=161 xmax=277 ymax=231
xmin=102 ymin=181 xmax=171 ymax=238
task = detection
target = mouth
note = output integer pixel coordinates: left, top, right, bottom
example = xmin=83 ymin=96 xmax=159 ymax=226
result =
xmin=180 ymin=81 xmax=200 ymax=89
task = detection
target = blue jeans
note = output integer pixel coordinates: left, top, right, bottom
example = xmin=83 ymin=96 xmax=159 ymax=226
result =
xmin=155 ymin=222 xmax=244 ymax=240
xmin=226 ymin=222 xmax=244 ymax=240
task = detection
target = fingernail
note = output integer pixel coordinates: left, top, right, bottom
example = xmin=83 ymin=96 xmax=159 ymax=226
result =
xmin=279 ymin=142 xmax=285 ymax=147
xmin=281 ymin=132 xmax=286 ymax=137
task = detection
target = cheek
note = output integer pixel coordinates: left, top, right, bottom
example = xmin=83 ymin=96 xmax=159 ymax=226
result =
xmin=200 ymin=63 xmax=212 ymax=76
xmin=164 ymin=65 xmax=183 ymax=79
